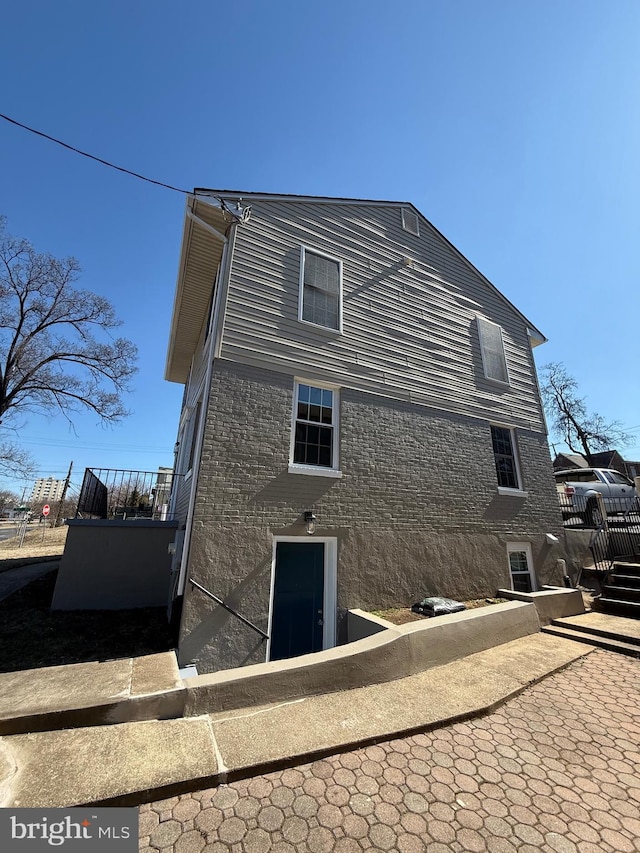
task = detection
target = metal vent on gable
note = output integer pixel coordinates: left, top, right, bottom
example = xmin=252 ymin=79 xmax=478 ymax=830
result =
xmin=401 ymin=208 xmax=420 ymax=237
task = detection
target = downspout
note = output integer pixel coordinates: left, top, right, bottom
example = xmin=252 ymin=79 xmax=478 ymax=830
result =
xmin=176 ymin=220 xmax=238 ymax=598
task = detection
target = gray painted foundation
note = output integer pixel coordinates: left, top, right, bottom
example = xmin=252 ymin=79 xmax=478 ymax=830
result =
xmin=178 ymin=361 xmax=566 ymax=673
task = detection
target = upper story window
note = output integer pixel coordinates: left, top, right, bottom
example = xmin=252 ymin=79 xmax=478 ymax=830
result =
xmin=477 ymin=317 xmax=509 ymax=385
xmin=289 ymin=381 xmax=341 ymax=477
xmin=401 ymin=208 xmax=420 ymax=237
xmin=491 ymin=425 xmax=524 ymax=493
xmin=299 ymin=247 xmax=342 ymax=332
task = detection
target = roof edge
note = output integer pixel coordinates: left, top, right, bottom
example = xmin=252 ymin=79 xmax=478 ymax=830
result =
xmin=190 ymin=189 xmax=548 ymax=346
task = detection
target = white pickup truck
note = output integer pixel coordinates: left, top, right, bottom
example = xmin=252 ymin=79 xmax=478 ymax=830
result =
xmin=555 ymin=468 xmax=638 ymax=526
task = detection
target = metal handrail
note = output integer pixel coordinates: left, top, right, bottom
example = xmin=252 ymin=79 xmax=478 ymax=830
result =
xmin=589 ymin=494 xmax=640 ymax=571
xmin=188 ymin=578 xmax=269 ymax=641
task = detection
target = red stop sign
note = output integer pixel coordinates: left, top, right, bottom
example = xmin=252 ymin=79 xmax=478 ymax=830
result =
xmin=42 ymin=505 xmax=50 ymax=517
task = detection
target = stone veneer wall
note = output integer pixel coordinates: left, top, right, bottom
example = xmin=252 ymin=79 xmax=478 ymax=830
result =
xmin=178 ymin=361 xmax=565 ymax=672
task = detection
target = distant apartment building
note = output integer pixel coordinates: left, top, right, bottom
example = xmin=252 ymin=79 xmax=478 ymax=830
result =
xmin=29 ymin=477 xmax=65 ymax=505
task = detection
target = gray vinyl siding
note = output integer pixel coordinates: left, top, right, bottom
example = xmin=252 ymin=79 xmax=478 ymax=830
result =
xmin=219 ymin=200 xmax=545 ymax=431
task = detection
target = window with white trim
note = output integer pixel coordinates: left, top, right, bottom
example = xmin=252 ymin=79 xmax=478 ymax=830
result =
xmin=477 ymin=317 xmax=509 ymax=384
xmin=506 ymin=543 xmax=536 ymax=593
xmin=176 ymin=399 xmax=202 ymax=477
xmin=491 ymin=425 xmax=522 ymax=491
xmin=291 ymin=382 xmax=339 ymax=471
xmin=186 ymin=400 xmax=202 ymax=473
xmin=299 ymin=247 xmax=342 ymax=331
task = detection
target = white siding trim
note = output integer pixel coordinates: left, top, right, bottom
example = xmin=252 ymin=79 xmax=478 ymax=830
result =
xmin=212 ymin=223 xmax=238 ymax=359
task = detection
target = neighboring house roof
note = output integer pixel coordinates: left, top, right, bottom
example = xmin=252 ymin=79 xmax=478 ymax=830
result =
xmin=587 ymin=450 xmax=624 ymax=471
xmin=165 ymin=190 xmax=548 ymax=384
xmin=552 ymin=453 xmax=589 ymax=470
xmin=552 ymin=449 xmax=636 ymax=477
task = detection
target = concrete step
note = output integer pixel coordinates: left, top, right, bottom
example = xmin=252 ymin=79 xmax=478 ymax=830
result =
xmin=548 ymin=614 xmax=640 ymax=646
xmin=541 ymin=624 xmax=640 ymax=657
xmin=609 ymin=573 xmax=640 ymax=588
xmin=612 ymin=560 xmax=640 ymax=575
xmin=0 ymin=652 xmax=185 ymax=736
xmin=597 ymin=598 xmax=640 ymax=618
xmin=0 ymin=633 xmax=593 ymax=808
xmin=602 ymin=585 xmax=640 ymax=602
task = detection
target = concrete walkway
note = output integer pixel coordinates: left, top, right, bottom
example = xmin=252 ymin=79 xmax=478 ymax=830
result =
xmin=0 ymin=560 xmax=59 ymax=601
xmin=0 ymin=632 xmax=592 ymax=808
xmin=138 ymin=648 xmax=640 ymax=853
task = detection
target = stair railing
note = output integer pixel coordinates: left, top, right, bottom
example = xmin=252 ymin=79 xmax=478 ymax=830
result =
xmin=188 ymin=578 xmax=269 ymax=641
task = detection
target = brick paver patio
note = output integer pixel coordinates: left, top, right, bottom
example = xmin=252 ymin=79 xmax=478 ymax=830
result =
xmin=140 ymin=649 xmax=640 ymax=852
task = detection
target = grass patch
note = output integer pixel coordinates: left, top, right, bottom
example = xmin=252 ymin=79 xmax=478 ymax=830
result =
xmin=0 ymin=524 xmax=68 ymax=562
xmin=0 ymin=569 xmax=174 ymax=673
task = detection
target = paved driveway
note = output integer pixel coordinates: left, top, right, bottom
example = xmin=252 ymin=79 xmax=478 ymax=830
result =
xmin=140 ymin=649 xmax=640 ymax=852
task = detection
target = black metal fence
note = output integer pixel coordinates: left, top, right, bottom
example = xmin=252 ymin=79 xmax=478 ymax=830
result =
xmin=558 ymin=491 xmax=640 ymax=570
xmin=76 ymin=468 xmax=178 ymax=520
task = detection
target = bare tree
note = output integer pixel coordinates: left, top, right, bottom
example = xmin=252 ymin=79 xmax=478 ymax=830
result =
xmin=0 ymin=436 xmax=35 ymax=479
xmin=0 ymin=217 xmax=138 ymax=435
xmin=541 ymin=362 xmax=632 ymax=457
xmin=0 ymin=488 xmax=19 ymax=516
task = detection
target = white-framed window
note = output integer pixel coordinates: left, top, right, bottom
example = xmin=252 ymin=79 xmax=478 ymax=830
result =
xmin=401 ymin=208 xmax=420 ymax=237
xmin=176 ymin=398 xmax=202 ymax=479
xmin=491 ymin=424 xmax=525 ymax=494
xmin=298 ymin=246 xmax=342 ymax=332
xmin=186 ymin=400 xmax=202 ymax=473
xmin=506 ymin=543 xmax=537 ymax=593
xmin=477 ymin=317 xmax=509 ymax=385
xmin=289 ymin=380 xmax=341 ymax=477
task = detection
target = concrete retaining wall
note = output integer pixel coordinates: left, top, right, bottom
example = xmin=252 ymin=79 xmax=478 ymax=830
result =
xmin=52 ymin=519 xmax=178 ymax=610
xmin=346 ymin=609 xmax=395 ymax=641
xmin=498 ymin=586 xmax=585 ymax=625
xmin=184 ymin=600 xmax=540 ymax=715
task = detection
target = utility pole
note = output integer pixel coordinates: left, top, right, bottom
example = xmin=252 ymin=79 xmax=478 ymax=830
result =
xmin=53 ymin=461 xmax=73 ymax=528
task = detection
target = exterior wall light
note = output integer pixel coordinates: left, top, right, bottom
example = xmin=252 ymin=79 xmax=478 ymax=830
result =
xmin=304 ymin=511 xmax=317 ymax=535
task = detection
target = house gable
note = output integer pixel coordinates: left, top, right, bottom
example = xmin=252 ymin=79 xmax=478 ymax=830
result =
xmin=191 ymin=192 xmax=547 ymax=431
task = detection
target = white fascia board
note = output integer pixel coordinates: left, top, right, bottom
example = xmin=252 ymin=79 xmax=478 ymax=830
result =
xmin=164 ymin=197 xmax=194 ymax=382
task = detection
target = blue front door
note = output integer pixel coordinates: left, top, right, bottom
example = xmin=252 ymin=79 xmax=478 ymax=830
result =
xmin=270 ymin=541 xmax=325 ymax=662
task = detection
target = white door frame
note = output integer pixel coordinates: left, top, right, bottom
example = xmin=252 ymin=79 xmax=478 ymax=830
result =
xmin=267 ymin=536 xmax=338 ymax=661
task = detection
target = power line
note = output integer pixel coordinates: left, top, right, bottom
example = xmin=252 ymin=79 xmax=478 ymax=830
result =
xmin=18 ymin=436 xmax=173 ymax=453
xmin=0 ymin=112 xmax=191 ymax=195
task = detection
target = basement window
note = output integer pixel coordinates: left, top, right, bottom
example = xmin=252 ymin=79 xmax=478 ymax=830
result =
xmin=507 ymin=543 xmax=537 ymax=592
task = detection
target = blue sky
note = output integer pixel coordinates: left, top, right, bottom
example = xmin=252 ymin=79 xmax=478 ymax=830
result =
xmin=1 ymin=0 xmax=639 ymax=500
